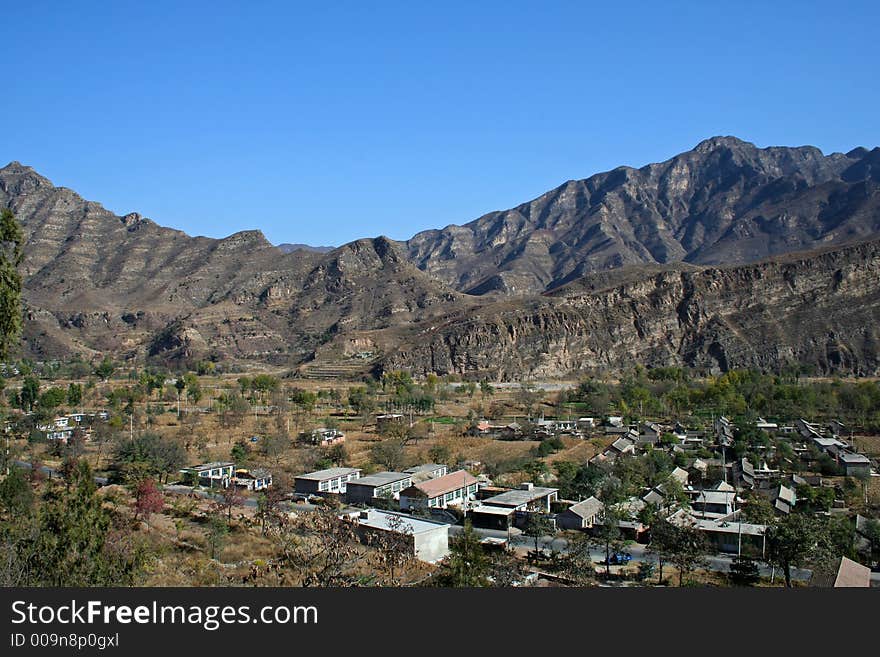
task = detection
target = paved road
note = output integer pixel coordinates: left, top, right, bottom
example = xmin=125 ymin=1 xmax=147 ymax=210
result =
xmin=449 ymin=525 xmax=814 ymax=582
xmin=12 ymin=459 xmax=109 ymax=486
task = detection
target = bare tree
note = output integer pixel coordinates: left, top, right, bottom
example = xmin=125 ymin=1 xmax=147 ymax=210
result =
xmin=367 ymin=513 xmax=415 ymax=585
xmin=271 ymin=507 xmax=366 ymax=586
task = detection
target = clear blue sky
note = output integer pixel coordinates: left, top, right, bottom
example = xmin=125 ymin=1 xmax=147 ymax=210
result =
xmin=5 ymin=1 xmax=878 ymax=246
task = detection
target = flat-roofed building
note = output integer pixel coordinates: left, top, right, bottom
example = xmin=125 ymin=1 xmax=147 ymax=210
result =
xmin=341 ymin=508 xmax=450 ymax=563
xmin=838 ymin=452 xmax=872 ymax=477
xmin=294 ymin=467 xmax=362 ymax=495
xmin=345 ymin=471 xmax=413 ymax=505
xmin=180 ymin=462 xmax=235 ymax=489
xmin=468 ymin=504 xmax=517 ymax=531
xmin=482 ymin=483 xmax=559 ymax=513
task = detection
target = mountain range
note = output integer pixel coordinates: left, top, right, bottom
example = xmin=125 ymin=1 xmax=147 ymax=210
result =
xmin=3 ymin=135 xmax=880 ymax=378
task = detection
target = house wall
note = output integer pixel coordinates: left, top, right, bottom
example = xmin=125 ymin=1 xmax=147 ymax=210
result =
xmin=842 ymin=463 xmax=871 ymax=477
xmin=294 ymin=479 xmax=321 ymax=495
xmin=413 ymin=528 xmax=449 ymax=563
xmin=556 ymin=511 xmax=592 ymax=531
xmin=346 ymin=485 xmax=381 ymax=505
xmin=469 ymin=511 xmax=512 ymax=531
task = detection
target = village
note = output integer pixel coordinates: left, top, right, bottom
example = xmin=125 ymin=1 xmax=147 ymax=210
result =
xmin=2 ymin=362 xmax=879 ymax=587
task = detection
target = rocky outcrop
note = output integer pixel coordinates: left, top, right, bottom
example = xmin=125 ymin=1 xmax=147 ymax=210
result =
xmin=384 ymin=239 xmax=880 ymax=379
xmin=0 ymin=164 xmax=468 ymax=367
xmin=4 ymin=136 xmax=880 ymax=376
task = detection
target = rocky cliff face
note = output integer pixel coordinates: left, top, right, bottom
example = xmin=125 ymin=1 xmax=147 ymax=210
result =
xmin=4 ymin=137 xmax=880 ymax=377
xmin=384 ymin=239 xmax=880 ymax=379
xmin=1 ymin=162 xmax=465 ymax=366
xmin=405 ymin=137 xmax=880 ymax=295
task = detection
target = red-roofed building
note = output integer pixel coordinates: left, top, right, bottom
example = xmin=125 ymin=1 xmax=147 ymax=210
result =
xmin=399 ymin=470 xmax=480 ymax=511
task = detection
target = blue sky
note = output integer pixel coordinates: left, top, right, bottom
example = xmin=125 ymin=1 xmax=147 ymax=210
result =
xmin=5 ymin=1 xmax=878 ymax=246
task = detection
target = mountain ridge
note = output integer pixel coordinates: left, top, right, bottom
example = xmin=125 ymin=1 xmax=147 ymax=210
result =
xmin=4 ymin=135 xmax=880 ymax=377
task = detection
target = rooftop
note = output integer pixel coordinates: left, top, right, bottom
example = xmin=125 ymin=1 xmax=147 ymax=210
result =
xmin=470 ymin=504 xmax=516 ymax=517
xmin=409 ymin=470 xmax=478 ymax=498
xmin=403 ymin=463 xmax=447 ymax=475
xmin=483 ymin=486 xmax=558 ymax=508
xmin=839 ymin=452 xmax=871 ymax=464
xmin=182 ymin=462 xmax=234 ymax=472
xmin=296 ymin=467 xmax=361 ymax=481
xmin=812 ymin=556 xmax=871 ymax=587
xmin=345 ymin=509 xmax=449 ymax=535
xmin=565 ymin=496 xmax=603 ymax=519
xmin=348 ymin=471 xmax=411 ymax=487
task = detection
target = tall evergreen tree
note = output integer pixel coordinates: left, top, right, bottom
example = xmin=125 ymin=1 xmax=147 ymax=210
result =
xmin=0 ymin=208 xmax=23 ymax=362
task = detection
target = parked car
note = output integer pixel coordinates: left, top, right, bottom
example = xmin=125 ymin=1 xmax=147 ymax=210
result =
xmin=602 ymin=552 xmax=633 ymax=565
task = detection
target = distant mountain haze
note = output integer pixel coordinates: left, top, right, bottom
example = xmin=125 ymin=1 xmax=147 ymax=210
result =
xmin=2 ymin=135 xmax=879 ymax=377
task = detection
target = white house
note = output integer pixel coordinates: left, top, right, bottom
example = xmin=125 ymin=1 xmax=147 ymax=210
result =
xmin=399 ymin=470 xmax=479 ymax=511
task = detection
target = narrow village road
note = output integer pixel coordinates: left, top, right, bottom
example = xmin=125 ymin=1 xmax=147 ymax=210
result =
xmin=449 ymin=525 xmax=815 ymax=582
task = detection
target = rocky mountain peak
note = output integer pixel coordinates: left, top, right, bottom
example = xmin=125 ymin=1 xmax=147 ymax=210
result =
xmin=0 ymin=161 xmax=52 ymax=195
xmin=692 ymin=135 xmax=755 ymax=154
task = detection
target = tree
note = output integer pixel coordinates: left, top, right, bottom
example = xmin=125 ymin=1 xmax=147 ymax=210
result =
xmin=861 ymin=519 xmax=880 ymax=565
xmin=184 ymin=373 xmax=202 ymax=405
xmin=487 ymin=548 xmax=527 ymax=587
xmin=327 ymin=442 xmax=348 ymax=466
xmin=367 ymin=513 xmax=415 ymax=585
xmin=206 ymin=514 xmax=229 ymax=560
xmin=0 ymin=208 xmax=23 ymax=362
xmin=111 ymin=432 xmax=186 ymax=484
xmin=728 ymin=556 xmax=760 ymax=587
xmin=433 ymin=521 xmax=490 ymax=587
xmin=637 ymin=560 xmax=656 ymax=582
xmin=765 ymin=514 xmax=821 ymax=588
xmin=19 ymin=376 xmax=39 ymax=411
xmin=67 ymin=382 xmax=83 ymax=407
xmin=38 ymin=386 xmax=67 ymax=410
xmin=133 ymin=478 xmax=164 ymax=523
xmin=523 ymin=513 xmax=555 ymax=559
xmin=348 ymin=386 xmax=376 ymax=428
xmin=668 ymin=521 xmax=709 ymax=586
xmin=741 ymin=491 xmax=776 ymax=525
xmin=0 ymin=465 xmax=34 ymax=515
xmin=428 ymin=443 xmax=451 ymax=465
xmin=558 ymin=531 xmax=595 ymax=584
xmin=95 ymin=356 xmax=116 ymax=382
xmin=255 ymin=487 xmax=287 ymax=538
xmin=647 ymin=518 xmax=678 ymax=585
xmin=2 ymin=461 xmax=147 ymax=586
xmin=217 ymin=485 xmax=244 ymax=521
xmin=370 ymin=439 xmax=406 ymax=471
xmin=272 ymin=507 xmax=365 ymax=586
xmin=592 ymin=507 xmax=624 ymax=577
xmin=591 ymin=477 xmax=628 ymax=576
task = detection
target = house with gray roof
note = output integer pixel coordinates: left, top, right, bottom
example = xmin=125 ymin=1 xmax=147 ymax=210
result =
xmin=345 ymin=471 xmax=413 ymax=505
xmin=556 ymin=496 xmax=604 ymax=530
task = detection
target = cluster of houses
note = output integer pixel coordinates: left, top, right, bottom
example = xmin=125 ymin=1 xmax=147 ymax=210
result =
xmin=470 ymin=415 xmax=596 ymax=439
xmin=794 ymin=418 xmax=872 ymax=477
xmin=300 ymin=427 xmax=346 ymax=447
xmin=38 ymin=412 xmax=109 ymax=443
xmin=179 ymin=462 xmax=273 ymax=491
xmin=168 ymin=411 xmax=877 ymax=581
